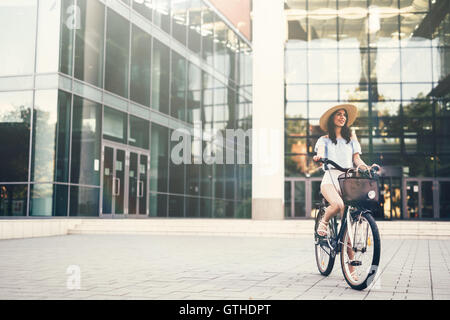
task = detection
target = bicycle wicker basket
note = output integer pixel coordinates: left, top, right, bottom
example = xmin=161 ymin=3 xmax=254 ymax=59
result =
xmin=338 ymin=170 xmax=380 ymax=204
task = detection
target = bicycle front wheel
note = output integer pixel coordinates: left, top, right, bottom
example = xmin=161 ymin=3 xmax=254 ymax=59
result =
xmin=314 ymin=205 xmax=335 ymax=276
xmin=340 ymin=211 xmax=381 ymax=290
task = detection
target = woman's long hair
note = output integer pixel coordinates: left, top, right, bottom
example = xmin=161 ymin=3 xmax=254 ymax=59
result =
xmin=327 ymin=109 xmax=351 ymax=145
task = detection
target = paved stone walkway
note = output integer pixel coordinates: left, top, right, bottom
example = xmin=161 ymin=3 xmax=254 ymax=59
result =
xmin=0 ymin=234 xmax=449 ymax=300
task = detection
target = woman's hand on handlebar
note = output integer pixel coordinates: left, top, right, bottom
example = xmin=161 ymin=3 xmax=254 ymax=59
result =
xmin=313 ymin=155 xmax=322 ymax=162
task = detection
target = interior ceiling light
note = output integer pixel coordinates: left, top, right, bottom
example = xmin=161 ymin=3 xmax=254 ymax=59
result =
xmin=285 ymin=5 xmax=422 ymax=21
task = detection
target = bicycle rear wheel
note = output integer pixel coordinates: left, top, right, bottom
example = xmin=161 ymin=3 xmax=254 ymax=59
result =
xmin=340 ymin=210 xmax=381 ymax=290
xmin=314 ymin=205 xmax=336 ymax=276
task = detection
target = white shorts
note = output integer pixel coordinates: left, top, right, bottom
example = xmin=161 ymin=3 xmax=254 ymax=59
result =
xmin=321 ymin=169 xmax=343 ymax=195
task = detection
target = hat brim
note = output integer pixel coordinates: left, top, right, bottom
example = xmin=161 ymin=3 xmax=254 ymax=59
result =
xmin=319 ymin=104 xmax=358 ymax=132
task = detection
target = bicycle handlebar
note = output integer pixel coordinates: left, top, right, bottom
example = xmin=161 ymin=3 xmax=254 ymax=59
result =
xmin=317 ymin=158 xmax=381 ymax=175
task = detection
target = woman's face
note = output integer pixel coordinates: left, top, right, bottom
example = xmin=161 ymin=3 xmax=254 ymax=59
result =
xmin=333 ymin=109 xmax=347 ymax=128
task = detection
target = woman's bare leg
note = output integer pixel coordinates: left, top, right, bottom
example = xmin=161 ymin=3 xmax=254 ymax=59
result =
xmin=320 ymin=184 xmax=345 ymax=222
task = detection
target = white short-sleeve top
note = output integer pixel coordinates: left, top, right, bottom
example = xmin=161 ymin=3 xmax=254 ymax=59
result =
xmin=314 ymin=136 xmax=362 ymax=171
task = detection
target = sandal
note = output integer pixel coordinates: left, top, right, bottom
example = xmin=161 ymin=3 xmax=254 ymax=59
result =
xmin=317 ymin=218 xmax=329 ymax=237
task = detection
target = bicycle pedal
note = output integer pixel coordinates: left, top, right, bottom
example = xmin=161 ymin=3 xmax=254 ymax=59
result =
xmin=349 ymin=260 xmax=362 ymax=266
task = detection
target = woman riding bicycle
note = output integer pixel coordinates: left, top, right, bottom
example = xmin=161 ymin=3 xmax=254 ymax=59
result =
xmin=312 ymin=104 xmax=377 ymax=237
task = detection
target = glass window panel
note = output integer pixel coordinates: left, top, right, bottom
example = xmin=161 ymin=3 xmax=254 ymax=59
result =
xmin=286 ymin=137 xmax=307 ymax=156
xmin=0 ymin=184 xmax=28 ymax=216
xmin=74 ymin=0 xmax=105 ymax=88
xmin=149 ymin=192 xmax=167 ymax=217
xmin=403 ymin=99 xmax=434 ymax=117
xmin=70 ymin=96 xmax=101 ymax=186
xmin=308 ymin=16 xmax=338 ymax=49
xmin=103 ymin=106 xmax=127 ymax=143
xmin=130 ymin=25 xmax=151 ymax=107
xmin=340 ymin=84 xmax=369 ymax=101
xmin=202 ymin=8 xmax=214 ymax=65
xmin=214 ymin=18 xmax=229 ymax=76
xmin=294 ymin=181 xmax=306 ymax=217
xmin=369 ymin=14 xmax=400 ymax=48
xmin=30 ymin=184 xmax=68 ymax=217
xmin=372 ymin=115 xmax=403 ymax=136
xmin=284 ymin=181 xmax=291 ymax=218
xmin=187 ymin=63 xmax=202 ymax=124
xmin=285 ymin=102 xmax=307 ymax=119
xmin=132 ymin=0 xmax=153 ymax=21
xmin=308 ymin=50 xmax=338 ymax=83
xmin=339 ymin=49 xmax=363 ymax=83
xmin=440 ymin=182 xmax=450 ymax=218
xmin=171 ymin=52 xmax=187 ymax=120
xmin=214 ymin=199 xmax=225 ymax=218
xmin=150 ymin=123 xmax=168 ymax=192
xmin=436 ymin=116 xmax=450 ymax=137
xmin=338 ymin=14 xmax=366 ymax=49
xmin=372 ymin=101 xmax=401 ymax=117
xmin=0 ymin=0 xmax=37 ymax=76
xmin=129 ymin=115 xmax=149 ymax=149
xmin=436 ymin=155 xmax=450 ymax=177
xmin=286 ymin=85 xmax=307 ymax=101
xmin=69 ymin=185 xmax=99 ymax=216
xmin=404 ymin=155 xmax=435 ymax=177
xmin=401 ymin=48 xmax=432 ymax=83
xmin=153 ymin=0 xmax=171 ymax=33
xmin=285 ymin=155 xmax=315 ymax=177
xmin=105 ymin=9 xmax=130 ymax=98
xmin=171 ymin=0 xmax=188 ymax=45
xmin=59 ymin=0 xmax=75 ymax=75
xmin=31 ymin=90 xmax=71 ymax=183
xmin=308 ymin=101 xmax=340 ymax=119
xmin=374 ymin=49 xmax=401 ymax=83
xmin=375 ymin=84 xmax=401 ymax=101
xmin=286 ymin=119 xmax=308 ymax=138
xmin=188 ymin=0 xmax=203 ymax=54
xmin=285 ymin=50 xmax=307 ymax=84
xmin=201 ymin=163 xmax=212 ymax=197
xmin=200 ymin=198 xmax=212 ymax=217
xmin=0 ymin=91 xmax=32 ymax=182
xmin=432 ymin=3 xmax=450 ymax=47
xmin=432 ymin=47 xmax=450 ymax=83
xmin=36 ymin=0 xmax=61 ymax=73
xmin=402 ymin=83 xmax=433 ymax=100
xmin=373 ymin=137 xmax=401 ymax=153
xmin=403 ymin=117 xmax=433 ymax=136
xmin=151 ymin=39 xmax=170 ymax=114
xmin=400 ymin=13 xmax=431 ymax=48
xmin=186 ymin=196 xmax=200 ymax=217
xmin=168 ymin=194 xmax=184 ymax=217
xmin=309 ymin=84 xmax=338 ymax=101
xmin=168 ymin=129 xmax=186 ymax=195
xmin=225 ymin=164 xmax=235 ymax=200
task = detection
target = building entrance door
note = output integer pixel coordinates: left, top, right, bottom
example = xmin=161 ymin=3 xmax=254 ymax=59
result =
xmin=101 ymin=142 xmax=149 ymax=217
xmin=403 ymin=179 xmax=438 ymax=219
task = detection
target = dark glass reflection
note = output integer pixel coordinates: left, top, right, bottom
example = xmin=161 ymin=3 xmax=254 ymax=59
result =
xmin=0 ymin=185 xmax=28 ymax=216
xmin=60 ymin=0 xmax=74 ymax=75
xmin=171 ymin=0 xmax=188 ymax=45
xmin=74 ymin=0 xmax=105 ymax=87
xmin=130 ymin=25 xmax=151 ymax=107
xmin=69 ymin=186 xmax=99 ymax=216
xmin=171 ymin=52 xmax=187 ymax=120
xmin=168 ymin=194 xmax=184 ymax=217
xmin=71 ymin=96 xmax=101 ymax=186
xmin=150 ymin=192 xmax=167 ymax=217
xmin=103 ymin=106 xmax=127 ymax=143
xmin=129 ymin=115 xmax=149 ymax=149
xmin=150 ymin=123 xmax=168 ymax=192
xmin=0 ymin=91 xmax=32 ymax=182
xmin=31 ymin=90 xmax=71 ymax=183
xmin=30 ymin=184 xmax=68 ymax=217
xmin=152 ymin=40 xmax=170 ymax=114
xmin=105 ymin=9 xmax=130 ymax=98
xmin=188 ymin=0 xmax=203 ymax=54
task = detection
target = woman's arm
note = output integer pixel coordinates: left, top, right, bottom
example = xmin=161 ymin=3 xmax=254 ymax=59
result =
xmin=351 ymin=130 xmax=369 ymax=169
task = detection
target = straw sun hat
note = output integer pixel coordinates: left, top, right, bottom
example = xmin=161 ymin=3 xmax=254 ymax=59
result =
xmin=319 ymin=104 xmax=358 ymax=132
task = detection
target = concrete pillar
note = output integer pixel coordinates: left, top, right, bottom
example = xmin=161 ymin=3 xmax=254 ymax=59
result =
xmin=252 ymin=0 xmax=285 ymax=220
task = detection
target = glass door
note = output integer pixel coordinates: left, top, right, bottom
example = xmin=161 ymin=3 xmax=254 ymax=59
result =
xmin=405 ymin=179 xmax=437 ymax=219
xmin=102 ymin=143 xmax=149 ymax=217
xmin=127 ymin=150 xmax=149 ymax=216
xmin=102 ymin=145 xmax=125 ymax=215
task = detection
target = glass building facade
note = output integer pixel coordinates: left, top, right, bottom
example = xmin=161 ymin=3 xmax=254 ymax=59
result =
xmin=284 ymin=0 xmax=450 ymax=220
xmin=0 ymin=0 xmax=252 ymax=218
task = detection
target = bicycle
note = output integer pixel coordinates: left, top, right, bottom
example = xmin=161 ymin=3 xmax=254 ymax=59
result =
xmin=313 ymin=158 xmax=381 ymax=290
